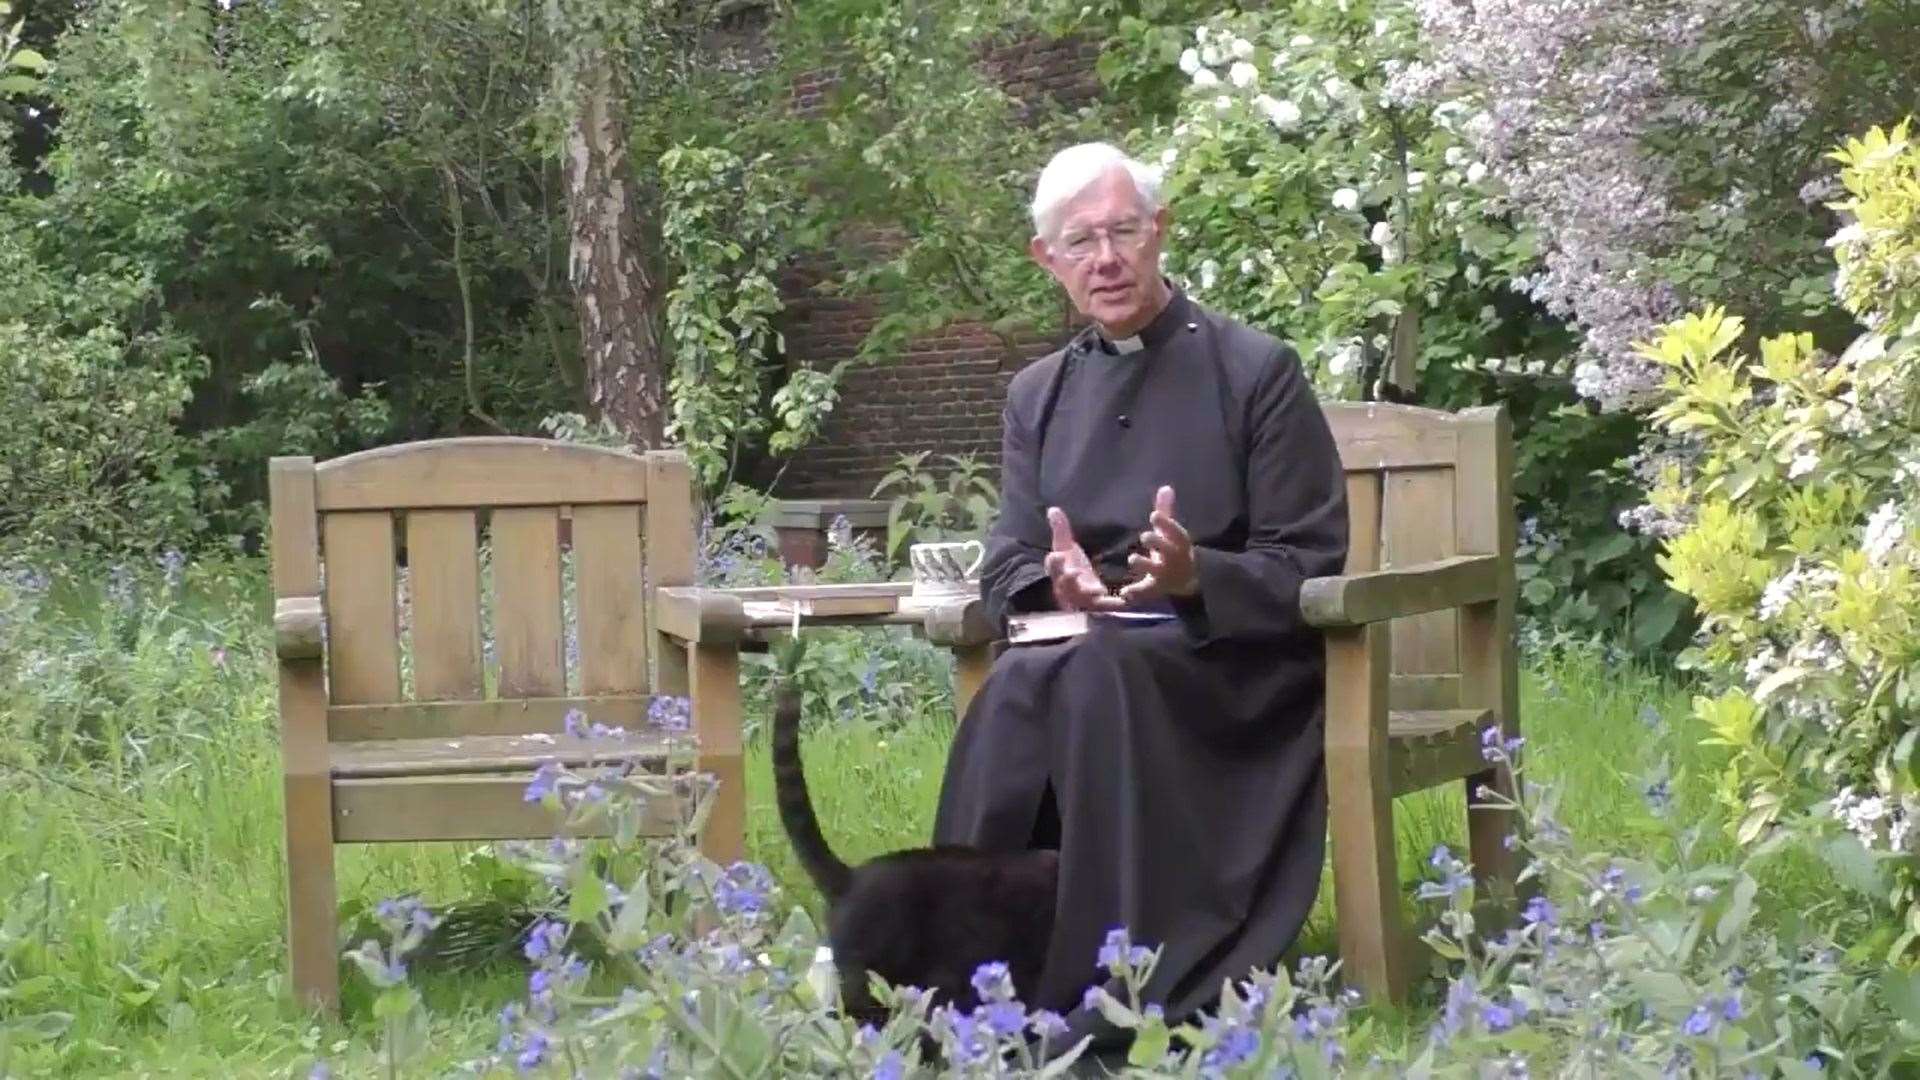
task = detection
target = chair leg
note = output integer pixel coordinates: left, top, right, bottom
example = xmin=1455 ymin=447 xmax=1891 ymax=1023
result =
xmin=952 ymin=643 xmax=994 ymax=721
xmin=284 ymin=770 xmax=340 ymax=1013
xmin=688 ymin=642 xmax=745 ymax=867
xmin=1324 ymin=624 xmax=1410 ymax=1005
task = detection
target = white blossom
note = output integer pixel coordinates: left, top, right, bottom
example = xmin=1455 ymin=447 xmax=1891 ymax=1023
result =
xmin=1407 ymin=170 xmax=1428 ymax=191
xmin=1466 ymin=161 xmax=1488 ymax=184
xmin=1179 ymin=48 xmax=1202 ymax=75
xmin=1332 ymin=187 xmax=1361 ymax=212
xmin=1199 ymin=259 xmax=1219 ymax=290
xmin=1240 ymin=257 xmax=1256 ymax=276
xmin=1160 ymin=147 xmax=1178 ymax=168
xmin=1289 ymin=33 xmax=1314 ymax=47
xmin=1191 ymin=68 xmax=1220 ymax=88
xmin=1230 ymin=36 xmax=1254 ymax=59
xmin=1229 ymin=61 xmax=1258 ymax=88
xmin=1254 ymin=95 xmax=1301 ymax=131
xmin=1213 ymin=94 xmax=1234 ymax=112
xmin=1201 ymin=42 xmax=1225 ymax=66
xmin=1864 ymin=500 xmax=1905 ymax=564
xmin=1329 ymin=340 xmax=1363 ymax=376
xmin=1789 ymin=450 xmax=1820 ymax=479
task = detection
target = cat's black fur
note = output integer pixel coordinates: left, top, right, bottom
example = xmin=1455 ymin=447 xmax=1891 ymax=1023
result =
xmin=770 ymin=662 xmax=1059 ymax=1026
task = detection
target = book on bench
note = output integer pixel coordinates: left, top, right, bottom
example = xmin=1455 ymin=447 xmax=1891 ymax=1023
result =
xmin=1006 ymin=609 xmax=1176 ymax=644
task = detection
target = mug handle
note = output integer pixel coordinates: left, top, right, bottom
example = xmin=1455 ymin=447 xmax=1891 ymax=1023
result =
xmin=960 ymin=539 xmax=986 ymax=578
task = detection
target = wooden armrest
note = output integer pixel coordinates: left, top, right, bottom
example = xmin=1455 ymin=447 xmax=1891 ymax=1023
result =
xmin=275 ymin=597 xmax=325 ymax=660
xmin=1299 ymin=555 xmax=1502 ymax=628
xmin=653 ymin=587 xmax=750 ymax=645
xmin=922 ymin=595 xmax=996 ymax=649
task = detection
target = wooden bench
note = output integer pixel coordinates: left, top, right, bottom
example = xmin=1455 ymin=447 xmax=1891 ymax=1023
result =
xmin=666 ymin=401 xmax=1522 ymax=1006
xmin=1303 ymin=401 xmax=1521 ymax=1004
xmin=269 ymin=439 xmax=742 ymax=1014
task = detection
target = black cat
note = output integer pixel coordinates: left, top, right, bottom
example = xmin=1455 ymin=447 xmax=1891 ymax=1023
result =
xmin=770 ymin=665 xmax=1059 ymax=1028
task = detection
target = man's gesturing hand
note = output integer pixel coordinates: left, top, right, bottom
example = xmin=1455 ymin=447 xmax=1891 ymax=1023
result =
xmin=1044 ymin=506 xmax=1119 ymax=612
xmin=1120 ymin=485 xmax=1198 ymax=603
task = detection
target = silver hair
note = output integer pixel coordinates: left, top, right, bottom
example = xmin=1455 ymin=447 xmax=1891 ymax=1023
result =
xmin=1028 ymin=142 xmax=1163 ymax=240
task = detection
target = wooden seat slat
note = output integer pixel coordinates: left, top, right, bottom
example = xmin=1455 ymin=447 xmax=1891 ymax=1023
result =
xmin=330 ymin=732 xmax=670 ymax=779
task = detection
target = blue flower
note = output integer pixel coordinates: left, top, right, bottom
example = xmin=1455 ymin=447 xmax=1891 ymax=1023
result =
xmin=1682 ymin=1005 xmax=1714 ymax=1037
xmin=523 ymin=919 xmax=566 ymax=963
xmin=1721 ymin=994 xmax=1743 ymax=1022
xmin=1522 ymin=895 xmax=1558 ymax=927
xmin=649 ymin=695 xmax=692 ymax=732
xmin=982 ymin=1000 xmax=1026 ymax=1037
xmin=872 ymin=1051 xmax=904 ymax=1080
xmin=1644 ymin=777 xmax=1672 ymax=815
xmin=529 ymin=969 xmax=552 ymax=996
xmin=971 ymin=961 xmax=1013 ymax=1003
xmin=1029 ymin=1010 xmax=1069 ymax=1041
xmin=563 ymin=708 xmax=587 ymax=738
xmin=1200 ymin=1021 xmax=1258 ymax=1073
xmin=714 ymin=862 xmax=772 ymax=918
xmin=308 ymin=1064 xmax=332 ymax=1080
xmin=1429 ymin=844 xmax=1453 ymax=868
xmin=1481 ymin=1002 xmax=1515 ymax=1032
xmin=516 ymin=1030 xmax=549 ymax=1072
xmin=524 ymin=760 xmax=562 ymax=803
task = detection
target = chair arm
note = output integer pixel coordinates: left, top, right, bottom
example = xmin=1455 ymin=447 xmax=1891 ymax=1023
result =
xmin=921 ymin=596 xmax=997 ymax=649
xmin=653 ymin=586 xmax=751 ymax=645
xmin=1299 ymin=554 xmax=1502 ymax=628
xmin=275 ymin=597 xmax=325 ymax=660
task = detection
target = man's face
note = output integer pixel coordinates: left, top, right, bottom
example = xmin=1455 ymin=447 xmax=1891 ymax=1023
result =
xmin=1029 ymin=167 xmax=1170 ymax=337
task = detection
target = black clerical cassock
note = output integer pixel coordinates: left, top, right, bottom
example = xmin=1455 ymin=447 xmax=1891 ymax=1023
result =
xmin=931 ymin=285 xmax=1350 ymax=1050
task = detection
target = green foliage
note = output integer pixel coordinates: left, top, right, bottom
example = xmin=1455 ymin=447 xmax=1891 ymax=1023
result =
xmin=660 ymin=142 xmax=834 ymax=492
xmin=0 ymin=230 xmax=212 ymax=556
xmin=1641 ymin=121 xmax=1920 ymax=960
xmin=871 ymin=451 xmax=999 ymax=564
xmin=774 ymin=1 xmax=1067 ymax=365
xmin=0 ymin=0 xmax=45 ymax=98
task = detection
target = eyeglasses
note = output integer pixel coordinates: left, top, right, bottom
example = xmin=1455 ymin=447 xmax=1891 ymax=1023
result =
xmin=1052 ymin=218 xmax=1154 ymax=262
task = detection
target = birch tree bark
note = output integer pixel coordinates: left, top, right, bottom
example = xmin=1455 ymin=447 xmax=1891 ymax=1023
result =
xmin=564 ymin=45 xmax=667 ymax=448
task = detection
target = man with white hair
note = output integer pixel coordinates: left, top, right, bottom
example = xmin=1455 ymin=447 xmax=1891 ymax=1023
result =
xmin=931 ymin=142 xmax=1350 ymax=1058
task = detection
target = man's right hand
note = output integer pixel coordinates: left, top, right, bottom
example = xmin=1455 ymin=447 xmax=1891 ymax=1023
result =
xmin=1044 ymin=507 xmax=1120 ymax=611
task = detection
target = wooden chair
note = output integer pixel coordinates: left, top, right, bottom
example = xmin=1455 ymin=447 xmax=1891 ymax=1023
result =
xmin=1301 ymin=402 xmax=1522 ymax=1004
xmin=268 ymin=438 xmax=742 ymax=1014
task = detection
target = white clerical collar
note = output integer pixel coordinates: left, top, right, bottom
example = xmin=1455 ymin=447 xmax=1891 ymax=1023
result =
xmin=1105 ymin=333 xmax=1145 ymax=354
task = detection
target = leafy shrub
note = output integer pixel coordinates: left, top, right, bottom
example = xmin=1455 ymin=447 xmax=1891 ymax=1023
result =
xmin=1640 ymin=121 xmax=1920 ymax=958
xmin=871 ymin=452 xmax=998 ymax=566
xmin=0 ymin=228 xmax=214 ymax=557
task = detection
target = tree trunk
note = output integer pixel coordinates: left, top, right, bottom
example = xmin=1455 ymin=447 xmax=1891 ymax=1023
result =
xmin=564 ymin=46 xmax=667 ymax=448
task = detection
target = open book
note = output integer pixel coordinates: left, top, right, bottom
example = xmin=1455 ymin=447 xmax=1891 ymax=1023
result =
xmin=1006 ymin=609 xmax=1176 ymax=644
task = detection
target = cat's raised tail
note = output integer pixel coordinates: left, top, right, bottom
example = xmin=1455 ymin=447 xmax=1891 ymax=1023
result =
xmin=771 ymin=676 xmax=854 ymax=901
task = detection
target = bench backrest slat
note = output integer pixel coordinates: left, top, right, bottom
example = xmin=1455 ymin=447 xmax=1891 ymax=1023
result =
xmin=1323 ymin=403 xmax=1510 ymax=711
xmin=270 ymin=439 xmax=694 ymax=739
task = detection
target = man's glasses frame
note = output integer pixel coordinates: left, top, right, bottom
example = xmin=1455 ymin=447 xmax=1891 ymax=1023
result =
xmin=1051 ymin=217 xmax=1155 ymax=262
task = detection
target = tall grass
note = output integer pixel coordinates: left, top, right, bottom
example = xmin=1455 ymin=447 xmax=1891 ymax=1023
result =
xmin=0 ymin=556 xmax=1823 ymax=1075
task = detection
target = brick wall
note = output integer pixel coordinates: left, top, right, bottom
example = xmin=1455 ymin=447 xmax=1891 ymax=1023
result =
xmin=737 ymin=17 xmax=1110 ymax=497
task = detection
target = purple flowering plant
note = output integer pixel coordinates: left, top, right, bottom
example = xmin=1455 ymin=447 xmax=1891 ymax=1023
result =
xmin=330 ymin=612 xmax=1917 ymax=1076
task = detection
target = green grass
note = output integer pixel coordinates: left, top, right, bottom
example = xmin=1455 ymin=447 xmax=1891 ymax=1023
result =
xmin=0 ymin=566 xmax=1833 ymax=1075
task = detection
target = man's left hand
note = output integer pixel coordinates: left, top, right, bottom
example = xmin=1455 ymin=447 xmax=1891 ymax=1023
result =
xmin=1120 ymin=485 xmax=1198 ymax=603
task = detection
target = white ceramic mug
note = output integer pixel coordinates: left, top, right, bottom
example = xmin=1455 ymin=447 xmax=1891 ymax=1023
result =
xmin=909 ymin=540 xmax=986 ymax=595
